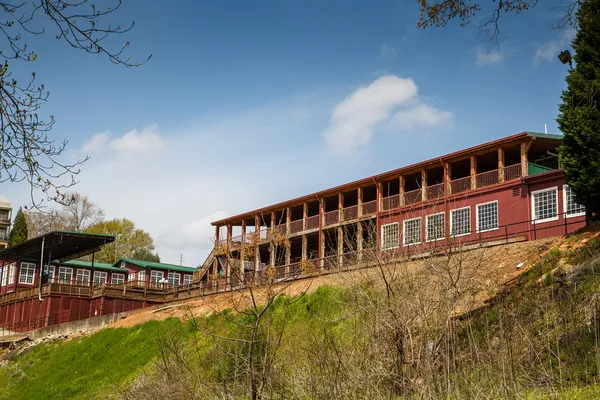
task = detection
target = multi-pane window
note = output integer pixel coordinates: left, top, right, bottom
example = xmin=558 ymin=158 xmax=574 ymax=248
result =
xmin=138 ymin=271 xmax=146 ymax=287
xmin=477 ymin=201 xmax=498 ymax=232
xmin=8 ymin=263 xmax=16 ymax=285
xmin=532 ymin=187 xmax=558 ymax=223
xmin=93 ymin=271 xmax=108 ymax=285
xmin=450 ymin=207 xmax=471 ymax=236
xmin=112 ymin=273 xmax=125 ymax=285
xmin=183 ymin=275 xmax=193 ymax=286
xmin=564 ymin=185 xmax=585 ymax=217
xmin=381 ymin=223 xmax=399 ymax=249
xmin=76 ymin=269 xmax=91 ymax=283
xmin=150 ymin=270 xmax=164 ymax=287
xmin=1 ymin=265 xmax=7 ymax=286
xmin=128 ymin=273 xmax=136 ymax=282
xmin=403 ymin=217 xmax=422 ymax=245
xmin=18 ymin=262 xmax=36 ymax=284
xmin=426 ymin=213 xmax=445 ymax=242
xmin=44 ymin=265 xmax=56 ymax=283
xmin=58 ymin=267 xmax=73 ymax=283
xmin=167 ymin=272 xmax=180 ymax=286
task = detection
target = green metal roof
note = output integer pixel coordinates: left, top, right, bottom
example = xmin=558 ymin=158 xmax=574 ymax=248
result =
xmin=114 ymin=258 xmax=197 ymax=274
xmin=526 ymin=131 xmax=564 ymax=141
xmin=57 ymin=260 xmax=127 ymax=273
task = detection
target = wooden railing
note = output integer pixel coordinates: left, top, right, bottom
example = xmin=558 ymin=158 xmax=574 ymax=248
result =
xmin=476 ymin=169 xmax=499 ymax=189
xmin=427 ymin=183 xmax=445 ymax=200
xmin=323 ymin=210 xmax=339 ymax=225
xmin=362 ymin=200 xmax=377 ymax=215
xmin=404 ymin=188 xmax=422 ymax=205
xmin=382 ymin=195 xmax=400 ymax=211
xmin=305 ymin=215 xmax=320 ymax=230
xmin=504 ymin=164 xmax=522 ymax=181
xmin=290 ymin=219 xmax=304 ymax=234
xmin=450 ymin=176 xmax=471 ymax=194
xmin=343 ymin=205 xmax=359 ymax=220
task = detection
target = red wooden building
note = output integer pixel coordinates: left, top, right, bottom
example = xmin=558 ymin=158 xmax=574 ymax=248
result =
xmin=206 ymin=132 xmax=587 ymax=279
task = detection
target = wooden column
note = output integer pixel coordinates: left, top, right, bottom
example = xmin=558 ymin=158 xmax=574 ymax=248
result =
xmin=521 ymin=141 xmax=529 ymax=177
xmin=226 ymin=225 xmax=232 ymax=279
xmin=399 ymin=176 xmax=405 ymax=206
xmin=303 ymin=203 xmax=308 ymax=231
xmin=376 ymin=181 xmax=382 ymax=212
xmin=270 ymin=212 xmax=275 ymax=269
xmin=337 ymin=226 xmax=344 ymax=268
xmin=470 ymin=156 xmax=477 ymax=189
xmin=421 ymin=169 xmax=428 ymax=201
xmin=318 ymin=199 xmax=324 ymax=270
xmin=445 ymin=162 xmax=452 ymax=195
xmin=320 ymin=198 xmax=325 ymax=226
xmin=357 ymin=187 xmax=363 ymax=217
xmin=254 ymin=215 xmax=260 ymax=276
xmin=498 ymin=148 xmax=505 ymax=182
xmin=240 ymin=220 xmax=246 ymax=277
xmin=338 ymin=193 xmax=343 ymax=221
xmin=302 ymin=234 xmax=307 ymax=260
xmin=286 ymin=207 xmax=291 ymax=235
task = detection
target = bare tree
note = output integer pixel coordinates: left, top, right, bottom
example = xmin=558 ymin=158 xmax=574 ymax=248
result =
xmin=61 ymin=192 xmax=104 ymax=231
xmin=0 ymin=1 xmax=150 ymax=209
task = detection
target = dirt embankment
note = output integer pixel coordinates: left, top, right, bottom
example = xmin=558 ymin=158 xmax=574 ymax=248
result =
xmin=109 ymin=237 xmax=564 ymax=329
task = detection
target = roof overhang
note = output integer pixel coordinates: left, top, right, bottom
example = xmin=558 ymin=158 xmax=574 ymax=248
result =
xmin=0 ymin=231 xmax=115 ymax=263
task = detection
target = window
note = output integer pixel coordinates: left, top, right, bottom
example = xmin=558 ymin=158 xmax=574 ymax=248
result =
xmin=1 ymin=265 xmax=7 ymax=286
xmin=381 ymin=223 xmax=399 ymax=249
xmin=403 ymin=217 xmax=422 ymax=245
xmin=450 ymin=207 xmax=471 ymax=237
xmin=44 ymin=265 xmax=56 ymax=283
xmin=564 ymin=185 xmax=585 ymax=217
xmin=8 ymin=263 xmax=16 ymax=285
xmin=532 ymin=187 xmax=558 ymax=223
xmin=150 ymin=270 xmax=164 ymax=286
xmin=76 ymin=269 xmax=90 ymax=283
xmin=93 ymin=271 xmax=108 ymax=285
xmin=477 ymin=201 xmax=498 ymax=232
xmin=128 ymin=272 xmax=136 ymax=282
xmin=138 ymin=270 xmax=146 ymax=287
xmin=167 ymin=272 xmax=180 ymax=286
xmin=426 ymin=213 xmax=445 ymax=242
xmin=183 ymin=275 xmax=193 ymax=286
xmin=112 ymin=273 xmax=125 ymax=285
xmin=121 ymin=260 xmax=126 ymax=268
xmin=18 ymin=262 xmax=36 ymax=284
xmin=58 ymin=267 xmax=73 ymax=283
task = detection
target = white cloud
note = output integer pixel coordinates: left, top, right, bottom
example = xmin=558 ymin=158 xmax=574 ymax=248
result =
xmin=534 ymin=28 xmax=576 ymax=64
xmin=381 ymin=42 xmax=397 ymax=57
xmin=82 ymin=125 xmax=164 ymax=156
xmin=323 ymin=75 xmax=451 ymax=153
xmin=389 ymin=104 xmax=453 ymax=130
xmin=476 ymin=49 xmax=505 ymax=66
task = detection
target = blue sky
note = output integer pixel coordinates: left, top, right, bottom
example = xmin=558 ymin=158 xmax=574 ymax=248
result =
xmin=5 ymin=0 xmax=577 ymax=265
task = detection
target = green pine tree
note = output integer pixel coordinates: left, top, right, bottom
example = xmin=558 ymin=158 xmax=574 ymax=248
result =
xmin=9 ymin=207 xmax=28 ymax=246
xmin=557 ymin=0 xmax=600 ymax=220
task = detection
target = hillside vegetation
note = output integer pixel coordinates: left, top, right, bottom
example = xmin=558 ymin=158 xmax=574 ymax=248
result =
xmin=1 ymin=230 xmax=600 ymax=399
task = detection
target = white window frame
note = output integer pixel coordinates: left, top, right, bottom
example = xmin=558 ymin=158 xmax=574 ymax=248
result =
xmin=128 ymin=272 xmax=136 ymax=282
xmin=531 ymin=187 xmax=559 ymax=224
xmin=563 ymin=185 xmax=586 ymax=218
xmin=44 ymin=265 xmax=56 ymax=284
xmin=167 ymin=272 xmax=181 ymax=286
xmin=93 ymin=271 xmax=108 ymax=285
xmin=138 ymin=270 xmax=146 ymax=287
xmin=380 ymin=222 xmax=399 ymax=250
xmin=58 ymin=266 xmax=73 ymax=284
xmin=183 ymin=275 xmax=193 ymax=286
xmin=403 ymin=217 xmax=422 ymax=246
xmin=8 ymin=263 xmax=16 ymax=285
xmin=476 ymin=201 xmax=499 ymax=233
xmin=111 ymin=273 xmax=125 ymax=285
xmin=18 ymin=262 xmax=36 ymax=285
xmin=1 ymin=265 xmax=7 ymax=286
xmin=150 ymin=270 xmax=164 ymax=285
xmin=121 ymin=260 xmax=126 ymax=268
xmin=426 ymin=212 xmax=445 ymax=242
xmin=76 ymin=269 xmax=91 ymax=283
xmin=450 ymin=206 xmax=471 ymax=237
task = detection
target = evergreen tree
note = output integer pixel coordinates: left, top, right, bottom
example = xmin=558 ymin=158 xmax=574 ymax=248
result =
xmin=557 ymin=0 xmax=600 ymax=220
xmin=9 ymin=208 xmax=29 ymax=246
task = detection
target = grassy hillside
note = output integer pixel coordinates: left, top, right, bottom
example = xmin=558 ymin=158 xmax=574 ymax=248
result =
xmin=1 ymin=233 xmax=600 ymax=399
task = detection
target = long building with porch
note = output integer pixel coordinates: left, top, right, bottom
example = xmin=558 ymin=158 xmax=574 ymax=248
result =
xmin=206 ymin=131 xmax=587 ymax=280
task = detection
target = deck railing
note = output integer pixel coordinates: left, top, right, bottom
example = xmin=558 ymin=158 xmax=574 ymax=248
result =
xmin=343 ymin=205 xmax=359 ymax=220
xmin=323 ymin=210 xmax=339 ymax=225
xmin=504 ymin=164 xmax=522 ymax=181
xmin=290 ymin=219 xmax=304 ymax=234
xmin=404 ymin=188 xmax=422 ymax=205
xmin=382 ymin=195 xmax=400 ymax=211
xmin=476 ymin=169 xmax=499 ymax=189
xmin=450 ymin=176 xmax=471 ymax=194
xmin=427 ymin=183 xmax=445 ymax=200
xmin=305 ymin=215 xmax=320 ymax=230
xmin=362 ymin=200 xmax=377 ymax=215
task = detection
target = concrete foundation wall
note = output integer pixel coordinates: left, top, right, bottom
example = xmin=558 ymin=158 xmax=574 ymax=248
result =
xmin=28 ymin=311 xmax=127 ymax=340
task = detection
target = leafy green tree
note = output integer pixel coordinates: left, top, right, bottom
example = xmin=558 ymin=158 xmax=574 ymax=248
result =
xmin=132 ymin=248 xmax=161 ymax=263
xmin=557 ymin=0 xmax=600 ymax=220
xmin=86 ymin=218 xmax=156 ymax=264
xmin=9 ymin=208 xmax=28 ymax=246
